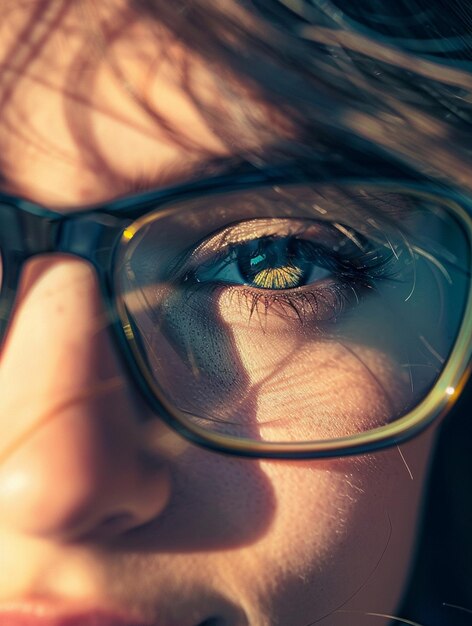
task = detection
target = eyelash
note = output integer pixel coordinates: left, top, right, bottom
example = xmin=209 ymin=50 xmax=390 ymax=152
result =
xmin=181 ymin=235 xmax=397 ymax=326
xmin=223 ymin=283 xmax=356 ymax=327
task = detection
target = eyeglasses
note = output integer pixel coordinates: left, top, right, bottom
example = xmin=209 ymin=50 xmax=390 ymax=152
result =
xmin=0 ymin=167 xmax=471 ymax=459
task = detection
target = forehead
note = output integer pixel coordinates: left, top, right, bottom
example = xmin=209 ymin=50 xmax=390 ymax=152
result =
xmin=0 ymin=1 xmax=281 ymax=209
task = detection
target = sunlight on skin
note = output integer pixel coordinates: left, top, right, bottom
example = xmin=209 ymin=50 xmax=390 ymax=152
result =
xmin=0 ymin=2 xmax=229 ymax=206
xmin=216 ymin=291 xmax=409 ymax=440
xmin=158 ymin=298 xmax=405 ymax=440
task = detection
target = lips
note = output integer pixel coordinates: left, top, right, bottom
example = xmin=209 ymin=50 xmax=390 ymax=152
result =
xmin=0 ymin=603 xmax=153 ymax=626
xmin=0 ymin=615 xmax=143 ymax=626
xmin=0 ymin=598 xmax=226 ymax=626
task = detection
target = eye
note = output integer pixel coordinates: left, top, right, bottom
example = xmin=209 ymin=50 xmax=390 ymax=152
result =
xmin=178 ymin=218 xmax=397 ymax=329
xmin=193 ymin=236 xmax=332 ymax=290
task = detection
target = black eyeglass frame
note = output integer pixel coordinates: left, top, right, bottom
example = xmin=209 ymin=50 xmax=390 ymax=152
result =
xmin=1 ymin=166 xmax=471 ymax=459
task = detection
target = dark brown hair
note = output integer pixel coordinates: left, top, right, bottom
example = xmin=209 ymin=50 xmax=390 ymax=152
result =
xmin=129 ymin=0 xmax=472 ymax=191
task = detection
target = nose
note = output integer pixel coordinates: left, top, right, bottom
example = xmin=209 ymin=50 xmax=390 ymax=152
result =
xmin=0 ymin=256 xmax=171 ymax=542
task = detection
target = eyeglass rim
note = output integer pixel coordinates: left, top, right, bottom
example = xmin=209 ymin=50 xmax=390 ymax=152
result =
xmin=113 ymin=179 xmax=472 ymax=459
xmin=0 ymin=168 xmax=472 ymax=459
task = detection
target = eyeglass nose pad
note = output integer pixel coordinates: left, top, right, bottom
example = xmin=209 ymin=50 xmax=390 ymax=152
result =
xmin=0 ymin=255 xmax=173 ymax=542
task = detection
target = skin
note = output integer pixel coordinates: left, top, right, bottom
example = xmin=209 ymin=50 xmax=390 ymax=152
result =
xmin=0 ymin=2 xmax=442 ymax=625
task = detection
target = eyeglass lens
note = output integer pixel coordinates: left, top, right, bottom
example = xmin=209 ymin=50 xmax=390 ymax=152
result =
xmin=114 ymin=184 xmax=470 ymax=444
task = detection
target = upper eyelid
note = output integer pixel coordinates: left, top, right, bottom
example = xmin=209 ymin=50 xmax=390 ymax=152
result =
xmin=190 ymin=218 xmax=335 ymax=257
xmin=163 ymin=218 xmax=329 ymax=280
xmin=170 ymin=218 xmax=369 ymax=281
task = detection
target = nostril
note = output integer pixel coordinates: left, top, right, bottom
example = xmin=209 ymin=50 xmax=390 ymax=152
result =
xmin=91 ymin=512 xmax=136 ymax=538
xmin=198 ymin=619 xmax=227 ymax=626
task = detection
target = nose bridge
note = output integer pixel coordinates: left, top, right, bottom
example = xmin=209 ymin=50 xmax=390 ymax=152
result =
xmin=0 ymin=202 xmax=128 ymax=350
xmin=1 ymin=197 xmax=127 ymax=266
xmin=0 ymin=254 xmax=123 ymax=421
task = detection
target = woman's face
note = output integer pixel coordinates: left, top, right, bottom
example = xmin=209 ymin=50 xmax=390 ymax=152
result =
xmin=0 ymin=3 xmax=441 ymax=625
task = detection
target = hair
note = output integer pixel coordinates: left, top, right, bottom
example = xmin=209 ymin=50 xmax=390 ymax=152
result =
xmin=126 ymin=0 xmax=472 ymax=191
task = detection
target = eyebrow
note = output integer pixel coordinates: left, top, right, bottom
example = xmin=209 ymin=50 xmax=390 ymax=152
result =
xmin=105 ymin=149 xmax=424 ymax=232
xmin=0 ymin=151 xmax=259 ymax=213
xmin=115 ymin=153 xmax=257 ymax=200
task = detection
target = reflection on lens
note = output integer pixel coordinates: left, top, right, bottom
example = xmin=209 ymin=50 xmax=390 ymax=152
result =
xmin=115 ymin=184 xmax=471 ymax=445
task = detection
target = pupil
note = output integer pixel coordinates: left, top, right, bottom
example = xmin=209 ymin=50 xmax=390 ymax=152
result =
xmin=237 ymin=238 xmax=309 ymax=289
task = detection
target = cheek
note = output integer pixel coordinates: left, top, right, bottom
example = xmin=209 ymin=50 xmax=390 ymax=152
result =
xmin=134 ymin=286 xmax=411 ymax=441
xmin=217 ymin=292 xmax=410 ymax=440
xmin=236 ymin=439 xmax=432 ymax=626
xmin=133 ymin=430 xmax=434 ymax=626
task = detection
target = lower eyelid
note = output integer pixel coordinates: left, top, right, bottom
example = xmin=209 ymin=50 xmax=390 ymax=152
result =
xmin=201 ymin=279 xmax=362 ymax=328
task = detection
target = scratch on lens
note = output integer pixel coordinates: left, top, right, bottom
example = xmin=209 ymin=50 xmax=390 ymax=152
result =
xmin=313 ymin=203 xmax=328 ymax=215
xmin=333 ymin=222 xmax=366 ymax=252
xmin=335 ymin=611 xmax=427 ymax=625
xmin=443 ymin=602 xmax=472 ymax=615
xmin=413 ymin=245 xmax=453 ymax=284
xmin=419 ymin=334 xmax=446 ymax=365
xmin=396 ymin=445 xmax=414 ymax=481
